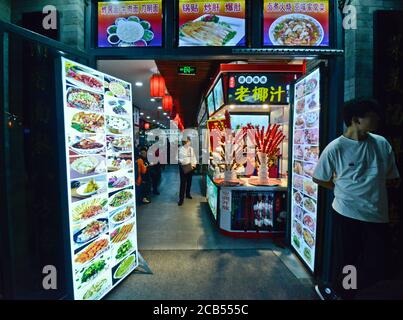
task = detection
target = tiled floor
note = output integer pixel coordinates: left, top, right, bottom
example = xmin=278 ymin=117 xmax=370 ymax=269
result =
xmin=106 ymin=166 xmax=316 ymax=300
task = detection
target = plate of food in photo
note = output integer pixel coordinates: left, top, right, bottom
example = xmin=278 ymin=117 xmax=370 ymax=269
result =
xmin=107 ymin=136 xmax=132 ymax=153
xmin=303 ymin=247 xmax=312 ymax=263
xmin=293 ymin=234 xmax=301 ymax=249
xmin=303 ymin=179 xmax=318 ymax=198
xmin=65 ymin=63 xmax=104 ymax=94
xmin=109 ymin=189 xmax=133 ymax=208
xmin=293 ymin=175 xmax=304 ymax=191
xmin=269 ymin=14 xmax=324 ymax=46
xmin=78 ymin=258 xmax=108 ymax=285
xmin=73 ymin=219 xmax=108 ymax=245
xmin=303 ymin=214 xmax=316 ymax=233
xmin=302 ymin=162 xmax=316 ymax=178
xmin=179 ymin=14 xmax=245 ymax=47
xmin=71 ymin=111 xmax=105 ymax=134
xmin=295 ymin=114 xmax=305 ymax=129
xmin=113 ymin=254 xmax=136 ymax=280
xmin=294 ymin=130 xmax=305 ymax=144
xmin=293 ymin=205 xmax=304 ymax=221
xmin=293 ymin=190 xmax=303 ymax=206
xmin=107 ymin=154 xmax=133 ymax=172
xmin=304 ymin=128 xmax=319 ymax=145
xmin=106 ymin=116 xmax=131 ymax=135
xmin=304 ymin=146 xmax=319 ymax=162
xmin=115 ymin=239 xmax=134 ymax=261
xmin=72 ymin=198 xmax=108 ymax=224
xmin=293 ymin=160 xmax=304 ymax=176
xmin=70 ymin=137 xmax=105 ymax=155
xmin=108 ymin=175 xmax=131 ymax=190
xmin=111 ymin=222 xmax=135 ymax=244
xmin=303 ymin=197 xmax=316 ymax=214
xmin=76 ymin=179 xmax=106 ymax=197
xmin=67 ymin=87 xmax=104 ymax=113
xmin=303 ymin=228 xmax=315 ymax=248
xmin=304 ymin=111 xmax=319 ymax=128
xmin=296 ymin=98 xmax=305 ymax=113
xmin=294 ymin=220 xmax=303 ymax=236
xmin=294 ymin=145 xmax=304 ymax=160
xmin=111 ymin=205 xmax=135 ymax=226
xmin=74 ymin=238 xmax=109 ymax=266
xmin=81 ymin=278 xmax=109 ymax=300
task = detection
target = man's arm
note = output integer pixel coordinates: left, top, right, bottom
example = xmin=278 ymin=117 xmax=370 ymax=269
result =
xmin=312 ymin=177 xmax=335 ymax=190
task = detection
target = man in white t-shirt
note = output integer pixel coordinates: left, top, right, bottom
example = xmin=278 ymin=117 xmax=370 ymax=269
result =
xmin=313 ymin=98 xmax=400 ymax=300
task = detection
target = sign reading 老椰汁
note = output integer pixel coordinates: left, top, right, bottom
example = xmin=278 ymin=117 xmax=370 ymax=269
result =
xmin=227 ymin=73 xmax=289 ymax=105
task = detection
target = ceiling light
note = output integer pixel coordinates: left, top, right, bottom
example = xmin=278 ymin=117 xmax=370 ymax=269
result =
xmin=150 ymin=98 xmax=156 ymax=102
xmin=167 ymin=116 xmax=170 ymax=119
xmin=135 ymin=82 xmax=143 ymax=87
xmin=140 ymin=112 xmax=144 ymax=116
xmin=158 ymin=106 xmax=163 ymax=110
xmin=152 ymin=120 xmax=156 ymax=122
xmin=163 ymin=112 xmax=167 ymax=115
xmin=146 ymin=116 xmax=150 ymax=119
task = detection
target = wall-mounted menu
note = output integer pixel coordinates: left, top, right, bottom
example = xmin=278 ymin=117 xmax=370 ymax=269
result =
xmin=62 ymin=58 xmax=138 ymax=300
xmin=263 ymin=0 xmax=330 ymax=46
xmin=98 ymin=1 xmax=163 ymax=47
xmin=291 ymin=68 xmax=320 ymax=272
xmin=178 ymin=0 xmax=246 ymax=47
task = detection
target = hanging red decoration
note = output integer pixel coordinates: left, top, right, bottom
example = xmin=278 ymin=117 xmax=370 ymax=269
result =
xmin=162 ymin=95 xmax=173 ymax=112
xmin=144 ymin=122 xmax=150 ymax=130
xmin=150 ymin=74 xmax=165 ymax=97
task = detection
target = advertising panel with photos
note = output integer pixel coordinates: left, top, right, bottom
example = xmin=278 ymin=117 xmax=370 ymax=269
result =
xmin=178 ymin=0 xmax=246 ymax=47
xmin=98 ymin=1 xmax=163 ymax=47
xmin=263 ymin=0 xmax=330 ymax=47
xmin=62 ymin=58 xmax=138 ymax=300
xmin=291 ymin=68 xmax=320 ymax=272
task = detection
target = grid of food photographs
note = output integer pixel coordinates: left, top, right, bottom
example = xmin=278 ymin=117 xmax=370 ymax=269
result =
xmin=61 ymin=58 xmax=138 ymax=300
xmin=291 ymin=68 xmax=320 ymax=272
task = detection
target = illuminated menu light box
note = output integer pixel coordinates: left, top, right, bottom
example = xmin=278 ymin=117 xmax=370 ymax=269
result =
xmin=98 ymin=1 xmax=163 ymax=47
xmin=178 ymin=0 xmax=246 ymax=47
xmin=61 ymin=58 xmax=139 ymax=300
xmin=290 ymin=68 xmax=321 ymax=272
xmin=263 ymin=0 xmax=330 ymax=47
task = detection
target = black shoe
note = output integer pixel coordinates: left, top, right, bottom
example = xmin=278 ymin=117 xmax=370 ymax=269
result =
xmin=178 ymin=201 xmax=183 ymax=206
xmin=186 ymin=195 xmax=192 ymax=199
xmin=315 ymin=284 xmax=341 ymax=300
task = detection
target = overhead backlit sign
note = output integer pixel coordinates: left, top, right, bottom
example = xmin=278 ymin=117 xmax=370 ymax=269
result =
xmin=178 ymin=66 xmax=197 ymax=75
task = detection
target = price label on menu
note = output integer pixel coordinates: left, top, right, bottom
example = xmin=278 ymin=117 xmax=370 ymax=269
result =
xmin=290 ymin=68 xmax=321 ymax=272
xmin=61 ymin=58 xmax=139 ymax=300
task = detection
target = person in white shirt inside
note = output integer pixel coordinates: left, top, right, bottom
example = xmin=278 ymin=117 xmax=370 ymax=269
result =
xmin=313 ymin=98 xmax=400 ymax=300
xmin=178 ymin=137 xmax=197 ymax=206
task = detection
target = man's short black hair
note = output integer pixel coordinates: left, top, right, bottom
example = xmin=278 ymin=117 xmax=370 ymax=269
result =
xmin=343 ymin=98 xmax=381 ymax=127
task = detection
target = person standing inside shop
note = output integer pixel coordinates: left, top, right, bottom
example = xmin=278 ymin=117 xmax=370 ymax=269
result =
xmin=312 ymin=98 xmax=400 ymax=300
xmin=136 ymin=147 xmax=152 ymax=204
xmin=148 ymin=136 xmax=162 ymax=195
xmin=178 ymin=137 xmax=197 ymax=206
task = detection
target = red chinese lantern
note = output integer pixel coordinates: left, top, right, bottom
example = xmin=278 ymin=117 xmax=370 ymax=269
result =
xmin=162 ymin=95 xmax=173 ymax=112
xmin=144 ymin=122 xmax=150 ymax=130
xmin=150 ymin=74 xmax=165 ymax=97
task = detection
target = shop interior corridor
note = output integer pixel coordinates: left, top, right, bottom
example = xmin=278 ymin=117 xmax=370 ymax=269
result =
xmin=105 ymin=166 xmax=316 ymax=299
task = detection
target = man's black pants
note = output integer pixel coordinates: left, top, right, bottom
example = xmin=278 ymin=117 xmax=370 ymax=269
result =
xmin=331 ymin=211 xmax=390 ymax=299
xmin=179 ymin=165 xmax=192 ymax=202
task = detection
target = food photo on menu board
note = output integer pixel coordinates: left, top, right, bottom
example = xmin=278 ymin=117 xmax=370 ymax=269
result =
xmin=263 ymin=0 xmax=330 ymax=46
xmin=62 ymin=58 xmax=138 ymax=300
xmin=98 ymin=1 xmax=163 ymax=47
xmin=178 ymin=0 xmax=246 ymax=47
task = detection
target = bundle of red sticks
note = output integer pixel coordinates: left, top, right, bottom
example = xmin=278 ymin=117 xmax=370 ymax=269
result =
xmin=244 ymin=123 xmax=286 ymax=157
